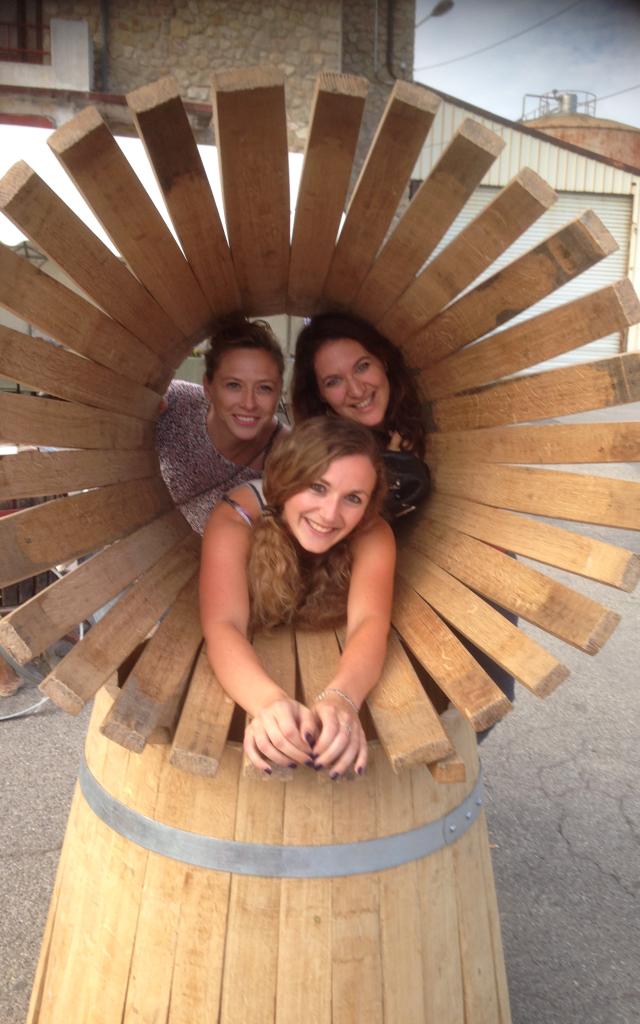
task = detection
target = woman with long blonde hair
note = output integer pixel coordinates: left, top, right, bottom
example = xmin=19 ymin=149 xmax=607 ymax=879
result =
xmin=200 ymin=417 xmax=396 ymax=776
xmin=292 ymin=312 xmax=516 ymax=722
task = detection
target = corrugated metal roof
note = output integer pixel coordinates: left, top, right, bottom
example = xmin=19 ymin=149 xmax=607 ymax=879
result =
xmin=414 ymin=96 xmax=638 ymax=194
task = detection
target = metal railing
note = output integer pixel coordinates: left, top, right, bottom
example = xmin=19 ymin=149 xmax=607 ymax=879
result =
xmin=521 ymin=90 xmax=597 ymax=122
xmin=0 ymin=20 xmax=50 ymax=65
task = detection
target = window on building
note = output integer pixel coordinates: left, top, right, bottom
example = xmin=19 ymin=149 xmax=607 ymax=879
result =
xmin=0 ymin=1 xmax=49 ymax=65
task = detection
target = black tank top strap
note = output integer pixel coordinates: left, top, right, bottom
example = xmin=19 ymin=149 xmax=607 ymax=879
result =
xmin=245 ymin=480 xmax=266 ymax=509
xmin=221 ymin=494 xmax=254 ymax=527
xmin=260 ymin=420 xmax=282 ymax=462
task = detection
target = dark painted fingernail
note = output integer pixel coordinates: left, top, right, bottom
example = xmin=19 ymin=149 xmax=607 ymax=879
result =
xmin=313 ymin=763 xmax=323 ymax=771
xmin=263 ymin=767 xmax=272 ymax=775
xmin=304 ymin=759 xmax=315 ymax=768
xmin=305 ymin=731 xmax=315 ymax=747
xmin=288 ymin=762 xmax=297 ymax=769
xmin=330 ymin=771 xmax=341 ymax=780
xmin=356 ymin=766 xmax=364 ymax=776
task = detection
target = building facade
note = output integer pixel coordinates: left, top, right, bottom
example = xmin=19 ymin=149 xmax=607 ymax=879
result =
xmin=2 ymin=3 xmax=639 ymax=364
xmin=0 ymin=1 xmax=416 ymax=150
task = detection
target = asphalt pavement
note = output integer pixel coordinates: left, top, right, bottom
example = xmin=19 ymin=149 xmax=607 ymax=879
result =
xmin=1 ymin=405 xmax=638 ymax=1024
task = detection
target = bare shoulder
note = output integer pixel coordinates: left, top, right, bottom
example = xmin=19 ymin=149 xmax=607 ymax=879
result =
xmin=206 ymin=482 xmax=262 ymax=531
xmin=201 ymin=490 xmax=253 ymax=601
xmin=351 ymin=516 xmax=396 ymax=559
xmin=228 ymin=482 xmax=263 ymax=516
xmin=203 ymin=489 xmax=255 ymax=550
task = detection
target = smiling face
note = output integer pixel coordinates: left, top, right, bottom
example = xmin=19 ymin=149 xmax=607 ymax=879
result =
xmin=313 ymin=338 xmax=391 ymax=429
xmin=282 ymin=453 xmax=377 ymax=554
xmin=204 ymin=347 xmax=281 ymax=443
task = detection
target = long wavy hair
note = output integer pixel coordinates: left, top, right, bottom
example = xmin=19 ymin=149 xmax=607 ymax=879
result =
xmin=291 ymin=312 xmax=426 ymax=459
xmin=248 ymin=417 xmax=387 ymax=630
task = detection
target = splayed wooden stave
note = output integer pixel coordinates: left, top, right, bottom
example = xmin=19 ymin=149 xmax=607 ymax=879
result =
xmin=0 ymin=160 xmax=186 ymax=374
xmin=0 ymin=510 xmax=191 ymax=666
xmin=378 ymin=166 xmax=558 ymax=340
xmin=0 ymin=68 xmax=637 ymax=782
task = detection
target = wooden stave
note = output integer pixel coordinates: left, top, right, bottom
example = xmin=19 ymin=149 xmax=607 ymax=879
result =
xmin=0 ymin=70 xmax=634 ymax=774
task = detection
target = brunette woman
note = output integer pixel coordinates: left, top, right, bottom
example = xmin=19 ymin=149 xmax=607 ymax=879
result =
xmin=156 ymin=315 xmax=287 ymax=534
xmin=292 ymin=312 xmax=429 ymax=518
xmin=200 ymin=417 xmax=396 ymax=775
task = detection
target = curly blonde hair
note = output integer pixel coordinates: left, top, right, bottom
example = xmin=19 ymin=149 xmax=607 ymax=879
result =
xmin=248 ymin=418 xmax=386 ymax=630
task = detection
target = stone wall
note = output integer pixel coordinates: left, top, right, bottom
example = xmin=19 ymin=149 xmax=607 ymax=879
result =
xmin=39 ymin=0 xmax=415 ymax=151
xmin=42 ymin=0 xmax=343 ymax=149
xmin=342 ymin=0 xmax=415 ymax=174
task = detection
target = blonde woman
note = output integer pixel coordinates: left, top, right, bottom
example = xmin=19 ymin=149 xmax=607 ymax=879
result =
xmin=156 ymin=315 xmax=287 ymax=534
xmin=292 ymin=312 xmax=516 ymax=718
xmin=200 ymin=418 xmax=396 ymax=777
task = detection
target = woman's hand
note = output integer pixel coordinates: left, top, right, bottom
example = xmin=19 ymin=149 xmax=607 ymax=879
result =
xmin=244 ymin=697 xmax=317 ymax=773
xmin=311 ymin=691 xmax=367 ymax=778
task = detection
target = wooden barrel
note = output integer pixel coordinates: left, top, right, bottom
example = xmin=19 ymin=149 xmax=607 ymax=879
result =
xmin=28 ymin=685 xmax=510 ymax=1024
xmin=2 ymin=64 xmax=636 ymax=1024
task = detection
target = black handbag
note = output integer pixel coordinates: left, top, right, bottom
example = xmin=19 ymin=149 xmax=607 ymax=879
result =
xmin=381 ymin=450 xmax=431 ymax=520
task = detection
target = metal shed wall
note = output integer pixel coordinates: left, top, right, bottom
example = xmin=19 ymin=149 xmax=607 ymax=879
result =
xmin=414 ymin=100 xmax=637 ymax=193
xmin=428 ymin=187 xmax=633 ymax=371
xmin=414 ymin=98 xmax=640 ymax=354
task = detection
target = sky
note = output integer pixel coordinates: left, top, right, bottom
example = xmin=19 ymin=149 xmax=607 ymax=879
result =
xmin=0 ymin=130 xmax=304 ymax=248
xmin=0 ymin=131 xmax=160 ymax=250
xmin=413 ymin=0 xmax=640 ymax=128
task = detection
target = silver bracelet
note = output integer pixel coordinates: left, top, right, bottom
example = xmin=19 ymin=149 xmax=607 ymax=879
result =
xmin=315 ymin=687 xmax=360 ymax=714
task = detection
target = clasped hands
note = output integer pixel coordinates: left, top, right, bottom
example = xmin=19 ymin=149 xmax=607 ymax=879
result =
xmin=244 ymin=691 xmax=367 ymax=778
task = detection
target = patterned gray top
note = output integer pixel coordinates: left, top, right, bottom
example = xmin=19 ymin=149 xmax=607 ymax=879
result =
xmin=155 ymin=380 xmax=267 ymax=535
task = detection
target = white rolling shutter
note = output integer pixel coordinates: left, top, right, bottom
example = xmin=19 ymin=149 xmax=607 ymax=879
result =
xmin=428 ymin=188 xmax=633 ymax=372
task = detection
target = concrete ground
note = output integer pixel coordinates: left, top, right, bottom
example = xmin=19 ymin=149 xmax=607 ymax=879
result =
xmin=0 ymin=406 xmax=638 ymax=1024
xmin=481 ymin=402 xmax=640 ymax=1024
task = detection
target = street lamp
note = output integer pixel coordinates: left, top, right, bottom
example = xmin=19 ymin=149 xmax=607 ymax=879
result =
xmin=415 ymin=0 xmax=455 ymax=31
